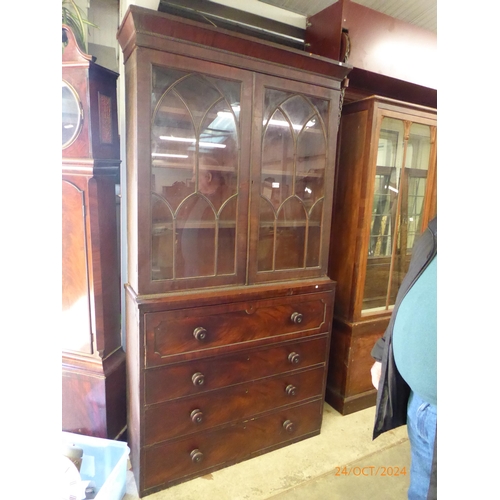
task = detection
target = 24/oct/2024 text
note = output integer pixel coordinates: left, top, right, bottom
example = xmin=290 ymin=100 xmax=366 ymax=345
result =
xmin=334 ymin=466 xmax=407 ymax=477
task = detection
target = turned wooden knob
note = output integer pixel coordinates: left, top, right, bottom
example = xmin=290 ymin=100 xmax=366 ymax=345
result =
xmin=190 ymin=449 xmax=204 ymax=463
xmin=288 ymin=352 xmax=301 ymax=364
xmin=190 ymin=409 xmax=203 ymax=424
xmin=283 ymin=419 xmax=294 ymax=433
xmin=285 ymin=384 xmax=297 ymax=396
xmin=192 ymin=372 xmax=205 ymax=386
xmin=290 ymin=312 xmax=303 ymax=324
xmin=193 ymin=327 xmax=207 ymax=341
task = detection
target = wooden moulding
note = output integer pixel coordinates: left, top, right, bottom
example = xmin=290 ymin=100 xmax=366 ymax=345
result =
xmin=117 ymin=5 xmax=352 ymax=87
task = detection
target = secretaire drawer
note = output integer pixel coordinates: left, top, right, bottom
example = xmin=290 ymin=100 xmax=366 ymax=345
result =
xmin=145 ymin=366 xmax=325 ymax=445
xmin=145 ymin=335 xmax=328 ymax=404
xmin=145 ymin=292 xmax=332 ymax=366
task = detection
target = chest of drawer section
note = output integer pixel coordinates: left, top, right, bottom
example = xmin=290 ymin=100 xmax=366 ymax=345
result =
xmin=139 ymin=289 xmax=334 ymax=493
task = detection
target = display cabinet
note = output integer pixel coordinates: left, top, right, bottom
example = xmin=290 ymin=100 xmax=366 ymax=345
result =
xmin=117 ymin=6 xmax=350 ymax=496
xmin=326 ymin=95 xmax=437 ymax=414
xmin=62 ymin=25 xmax=126 ymax=439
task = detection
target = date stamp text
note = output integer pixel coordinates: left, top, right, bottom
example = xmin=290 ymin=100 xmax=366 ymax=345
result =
xmin=334 ymin=466 xmax=407 ymax=477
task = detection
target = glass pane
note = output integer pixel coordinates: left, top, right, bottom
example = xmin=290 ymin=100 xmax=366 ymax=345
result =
xmin=175 ymin=195 xmax=216 ymax=278
xmin=306 ymin=200 xmax=323 ymax=267
xmin=404 ymin=123 xmax=431 ymax=251
xmin=174 ymin=74 xmax=221 ymax=131
xmin=152 ymin=66 xmax=189 ymax=109
xmin=218 ymin=197 xmax=238 ymax=275
xmin=296 ymin=114 xmax=326 ymax=207
xmin=281 ymin=95 xmax=313 ymax=133
xmin=198 ymin=99 xmax=238 ymax=205
xmin=152 ymin=90 xmax=195 ymax=206
xmin=308 ymin=96 xmax=329 ymax=130
xmin=261 ymin=109 xmax=294 ymax=209
xmin=151 ymin=194 xmax=174 ymax=280
xmin=275 ymin=198 xmax=307 ymax=270
xmin=362 ymin=117 xmax=405 ymax=312
xmin=258 ymin=197 xmax=275 ymax=271
xmin=263 ymin=88 xmax=289 ymax=123
xmin=151 ymin=67 xmax=241 ymax=282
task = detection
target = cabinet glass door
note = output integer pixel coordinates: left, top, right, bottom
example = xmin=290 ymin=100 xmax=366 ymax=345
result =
xmin=251 ymin=79 xmax=336 ymax=282
xmin=362 ymin=116 xmax=435 ymax=313
xmin=150 ymin=66 xmax=242 ymax=283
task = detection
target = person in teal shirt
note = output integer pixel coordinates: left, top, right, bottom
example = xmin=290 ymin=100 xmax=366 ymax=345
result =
xmin=371 ymin=217 xmax=437 ymax=500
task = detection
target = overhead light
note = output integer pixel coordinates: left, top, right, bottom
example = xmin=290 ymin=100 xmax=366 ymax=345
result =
xmin=152 ymin=153 xmax=189 ymax=158
xmin=199 ymin=142 xmax=226 ymax=149
xmin=159 ymin=136 xmax=226 ymax=149
xmin=160 ymin=136 xmax=195 ymax=144
xmin=217 ymin=105 xmax=241 ymax=117
xmin=267 ymin=119 xmax=316 ymax=131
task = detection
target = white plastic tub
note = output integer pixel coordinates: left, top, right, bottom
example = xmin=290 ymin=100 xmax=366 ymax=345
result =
xmin=62 ymin=431 xmax=130 ymax=500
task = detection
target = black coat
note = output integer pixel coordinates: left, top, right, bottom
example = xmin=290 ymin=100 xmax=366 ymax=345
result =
xmin=371 ymin=217 xmax=437 ymax=499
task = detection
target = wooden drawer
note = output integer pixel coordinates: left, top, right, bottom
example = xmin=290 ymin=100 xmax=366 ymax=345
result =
xmin=145 ymin=365 xmax=325 ymax=445
xmin=145 ymin=335 xmax=328 ymax=404
xmin=145 ymin=293 xmax=332 ymax=366
xmin=143 ymin=399 xmax=323 ymax=493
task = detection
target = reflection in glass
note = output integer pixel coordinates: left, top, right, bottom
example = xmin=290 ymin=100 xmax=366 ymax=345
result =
xmin=150 ymin=67 xmax=240 ymax=281
xmin=258 ymin=91 xmax=328 ymax=272
xmin=362 ymin=117 xmax=433 ymax=313
xmin=62 ymin=81 xmax=83 ymax=148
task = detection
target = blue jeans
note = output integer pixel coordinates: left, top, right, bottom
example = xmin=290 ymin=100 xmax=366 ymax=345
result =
xmin=407 ymin=391 xmax=437 ymax=500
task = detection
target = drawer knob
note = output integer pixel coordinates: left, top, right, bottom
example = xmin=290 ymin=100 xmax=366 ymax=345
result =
xmin=288 ymin=352 xmax=301 ymax=364
xmin=190 ymin=409 xmax=204 ymax=424
xmin=283 ymin=419 xmax=295 ymax=433
xmin=285 ymin=384 xmax=297 ymax=396
xmin=192 ymin=372 xmax=205 ymax=386
xmin=193 ymin=327 xmax=207 ymax=341
xmin=290 ymin=312 xmax=303 ymax=324
xmin=190 ymin=449 xmax=204 ymax=464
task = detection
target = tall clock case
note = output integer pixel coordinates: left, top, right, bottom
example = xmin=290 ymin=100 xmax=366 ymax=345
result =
xmin=118 ymin=6 xmax=350 ymax=496
xmin=62 ymin=26 xmax=125 ymax=439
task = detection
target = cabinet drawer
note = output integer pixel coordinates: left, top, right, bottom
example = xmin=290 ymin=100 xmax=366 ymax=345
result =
xmin=143 ymin=399 xmax=323 ymax=492
xmin=145 ymin=293 xmax=331 ymax=366
xmin=145 ymin=335 xmax=328 ymax=404
xmin=145 ymin=366 xmax=325 ymax=445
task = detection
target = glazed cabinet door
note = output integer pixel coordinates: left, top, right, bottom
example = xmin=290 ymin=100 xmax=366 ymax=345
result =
xmin=361 ymin=110 xmax=437 ymax=314
xmin=130 ymin=51 xmax=252 ymax=295
xmin=248 ymin=75 xmax=340 ymax=284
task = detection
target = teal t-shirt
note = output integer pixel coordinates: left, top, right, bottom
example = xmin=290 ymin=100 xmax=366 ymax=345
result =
xmin=393 ymin=256 xmax=437 ymax=406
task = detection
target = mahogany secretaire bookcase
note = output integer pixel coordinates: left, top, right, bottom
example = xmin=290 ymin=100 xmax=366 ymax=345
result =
xmin=62 ymin=26 xmax=126 ymax=439
xmin=117 ymin=6 xmax=350 ymax=496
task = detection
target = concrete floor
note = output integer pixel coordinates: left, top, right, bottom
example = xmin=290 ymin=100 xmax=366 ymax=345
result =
xmin=123 ymin=403 xmax=411 ymax=500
